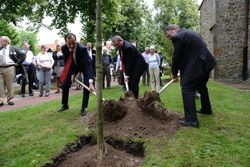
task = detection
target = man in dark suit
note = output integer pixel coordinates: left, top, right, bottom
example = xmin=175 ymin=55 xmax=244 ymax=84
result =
xmin=86 ymin=42 xmax=96 ymax=76
xmin=112 ymin=36 xmax=147 ymax=98
xmin=58 ymin=33 xmax=95 ymax=116
xmin=165 ymin=25 xmax=216 ymax=128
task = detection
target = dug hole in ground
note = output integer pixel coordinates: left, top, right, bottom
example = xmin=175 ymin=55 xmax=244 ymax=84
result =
xmin=44 ymin=91 xmax=181 ymax=167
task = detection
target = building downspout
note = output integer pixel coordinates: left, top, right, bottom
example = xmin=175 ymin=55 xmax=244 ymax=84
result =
xmin=243 ymin=0 xmax=249 ymax=80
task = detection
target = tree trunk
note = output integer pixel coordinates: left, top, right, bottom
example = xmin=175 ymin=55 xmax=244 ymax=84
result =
xmin=96 ymin=0 xmax=105 ymax=160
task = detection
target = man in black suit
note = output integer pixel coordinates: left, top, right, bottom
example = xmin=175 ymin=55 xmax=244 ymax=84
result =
xmin=112 ymin=36 xmax=147 ymax=98
xmin=58 ymin=33 xmax=95 ymax=116
xmin=165 ymin=25 xmax=216 ymax=128
xmin=86 ymin=42 xmax=96 ymax=76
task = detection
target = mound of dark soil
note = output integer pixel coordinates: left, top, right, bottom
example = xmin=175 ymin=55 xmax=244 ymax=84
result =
xmin=84 ymin=91 xmax=181 ymax=139
xmin=138 ymin=91 xmax=174 ymax=121
xmin=103 ymin=100 xmax=128 ymax=122
xmin=46 ymin=91 xmax=181 ymax=167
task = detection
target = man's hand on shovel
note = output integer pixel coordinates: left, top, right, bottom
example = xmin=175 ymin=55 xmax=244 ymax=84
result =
xmin=73 ymin=75 xmax=105 ymax=101
xmin=123 ymin=73 xmax=129 ymax=91
xmin=89 ymin=82 xmax=95 ymax=92
xmin=71 ymin=74 xmax=76 ymax=83
xmin=159 ymin=74 xmax=180 ymax=94
xmin=172 ymin=74 xmax=179 ymax=82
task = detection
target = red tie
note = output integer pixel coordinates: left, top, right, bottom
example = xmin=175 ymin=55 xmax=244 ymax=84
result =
xmin=60 ymin=51 xmax=73 ymax=82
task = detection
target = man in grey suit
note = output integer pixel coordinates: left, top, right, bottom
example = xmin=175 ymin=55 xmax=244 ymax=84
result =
xmin=165 ymin=25 xmax=216 ymax=128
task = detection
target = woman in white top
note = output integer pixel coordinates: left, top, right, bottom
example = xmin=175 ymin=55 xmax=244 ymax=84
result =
xmin=36 ymin=45 xmax=54 ymax=97
xmin=148 ymin=46 xmax=161 ymax=92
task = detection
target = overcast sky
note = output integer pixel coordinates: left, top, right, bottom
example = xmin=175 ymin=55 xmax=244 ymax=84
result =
xmin=37 ymin=0 xmax=203 ymax=44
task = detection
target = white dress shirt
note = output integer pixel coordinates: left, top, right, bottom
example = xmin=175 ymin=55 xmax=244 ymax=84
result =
xmin=0 ymin=45 xmax=15 ymax=66
xmin=22 ymin=50 xmax=34 ymax=65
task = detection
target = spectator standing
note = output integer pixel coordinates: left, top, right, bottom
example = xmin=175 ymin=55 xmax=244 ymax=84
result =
xmin=86 ymin=42 xmax=96 ymax=77
xmin=20 ymin=41 xmax=35 ymax=97
xmin=52 ymin=44 xmax=64 ymax=93
xmin=36 ymin=45 xmax=54 ymax=97
xmin=0 ymin=36 xmax=25 ymax=106
xmin=148 ymin=46 xmax=161 ymax=92
xmin=102 ymin=47 xmax=112 ymax=89
xmin=142 ymin=47 xmax=150 ymax=86
xmin=112 ymin=54 xmax=118 ymax=82
xmin=158 ymin=51 xmax=164 ymax=87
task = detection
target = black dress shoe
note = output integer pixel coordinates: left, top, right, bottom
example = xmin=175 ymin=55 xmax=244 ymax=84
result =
xmin=0 ymin=103 xmax=3 ymax=107
xmin=58 ymin=105 xmax=69 ymax=112
xmin=7 ymin=101 xmax=15 ymax=105
xmin=80 ymin=108 xmax=87 ymax=117
xmin=179 ymin=120 xmax=199 ymax=128
xmin=197 ymin=109 xmax=213 ymax=115
xmin=21 ymin=94 xmax=25 ymax=97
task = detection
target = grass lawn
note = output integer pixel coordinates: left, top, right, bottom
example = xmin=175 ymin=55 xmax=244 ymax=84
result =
xmin=0 ymin=81 xmax=250 ymax=167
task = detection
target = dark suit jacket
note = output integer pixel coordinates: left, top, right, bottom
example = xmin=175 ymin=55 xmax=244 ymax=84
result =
xmin=62 ymin=43 xmax=94 ymax=80
xmin=171 ymin=28 xmax=216 ymax=85
xmin=52 ymin=51 xmax=64 ymax=67
xmin=89 ymin=49 xmax=96 ymax=76
xmin=120 ymin=41 xmax=147 ymax=77
xmin=0 ymin=46 xmax=26 ymax=66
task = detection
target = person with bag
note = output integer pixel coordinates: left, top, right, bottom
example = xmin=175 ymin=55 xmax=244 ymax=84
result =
xmin=36 ymin=45 xmax=54 ymax=97
xmin=0 ymin=36 xmax=26 ymax=106
xmin=148 ymin=46 xmax=161 ymax=92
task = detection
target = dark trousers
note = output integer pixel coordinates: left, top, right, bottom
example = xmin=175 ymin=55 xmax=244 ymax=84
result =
xmin=21 ymin=64 xmax=35 ymax=94
xmin=103 ymin=66 xmax=111 ymax=88
xmin=142 ymin=64 xmax=150 ymax=86
xmin=181 ymin=74 xmax=212 ymax=122
xmin=128 ymin=64 xmax=146 ymax=98
xmin=61 ymin=69 xmax=90 ymax=109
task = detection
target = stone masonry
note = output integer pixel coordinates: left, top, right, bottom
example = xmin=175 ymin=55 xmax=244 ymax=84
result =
xmin=199 ymin=0 xmax=249 ymax=80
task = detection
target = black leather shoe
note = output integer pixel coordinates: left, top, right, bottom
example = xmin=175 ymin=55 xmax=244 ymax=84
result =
xmin=58 ymin=105 xmax=69 ymax=112
xmin=197 ymin=109 xmax=213 ymax=115
xmin=0 ymin=103 xmax=3 ymax=107
xmin=7 ymin=101 xmax=14 ymax=105
xmin=80 ymin=108 xmax=87 ymax=117
xmin=179 ymin=120 xmax=199 ymax=128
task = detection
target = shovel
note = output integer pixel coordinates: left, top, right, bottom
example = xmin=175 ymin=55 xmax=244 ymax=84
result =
xmin=74 ymin=78 xmax=106 ymax=101
xmin=123 ymin=73 xmax=129 ymax=91
xmin=159 ymin=77 xmax=177 ymax=94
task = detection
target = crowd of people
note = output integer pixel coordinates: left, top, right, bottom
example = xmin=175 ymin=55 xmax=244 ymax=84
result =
xmin=1 ymin=24 xmax=216 ymax=128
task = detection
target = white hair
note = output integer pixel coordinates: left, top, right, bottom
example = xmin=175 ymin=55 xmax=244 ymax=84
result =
xmin=1 ymin=36 xmax=11 ymax=44
xmin=150 ymin=46 xmax=156 ymax=50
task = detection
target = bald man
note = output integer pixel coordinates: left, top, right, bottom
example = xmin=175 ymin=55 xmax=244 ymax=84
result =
xmin=0 ymin=36 xmax=25 ymax=106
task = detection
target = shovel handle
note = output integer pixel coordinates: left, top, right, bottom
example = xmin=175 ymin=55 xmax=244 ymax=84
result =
xmin=75 ymin=78 xmax=105 ymax=101
xmin=159 ymin=78 xmax=176 ymax=94
xmin=123 ymin=73 xmax=129 ymax=91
